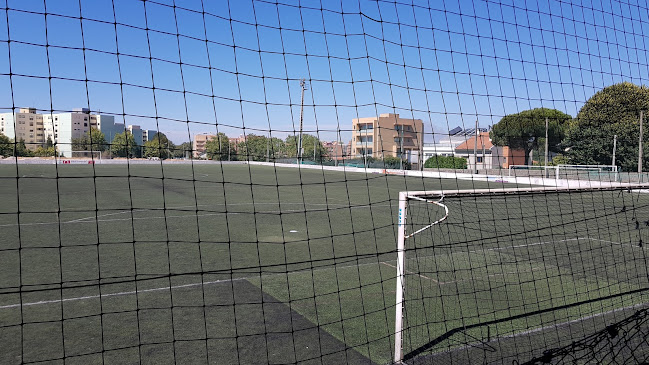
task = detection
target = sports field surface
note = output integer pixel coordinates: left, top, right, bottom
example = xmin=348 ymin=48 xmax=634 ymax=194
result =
xmin=1 ymin=163 xmax=648 ymax=364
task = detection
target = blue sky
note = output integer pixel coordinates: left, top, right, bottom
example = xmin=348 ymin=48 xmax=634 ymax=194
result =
xmin=0 ymin=0 xmax=647 ymax=143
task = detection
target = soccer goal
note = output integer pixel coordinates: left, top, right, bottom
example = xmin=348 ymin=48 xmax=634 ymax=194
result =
xmin=508 ymin=164 xmax=619 ymax=180
xmin=394 ymin=185 xmax=649 ymax=364
xmin=70 ymin=150 xmax=102 ymax=160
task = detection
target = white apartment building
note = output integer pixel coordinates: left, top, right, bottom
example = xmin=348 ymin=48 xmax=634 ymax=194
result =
xmin=43 ymin=108 xmax=123 ymax=157
xmin=2 ymin=107 xmax=158 ymax=157
xmin=0 ymin=108 xmax=46 ymax=151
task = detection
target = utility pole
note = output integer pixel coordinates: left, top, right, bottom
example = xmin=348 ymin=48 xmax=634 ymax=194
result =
xmin=399 ymin=126 xmax=404 ymax=170
xmin=482 ymin=134 xmax=486 ymax=171
xmin=612 ymin=134 xmax=617 ymax=167
xmin=473 ymin=120 xmax=479 ymax=174
xmin=640 ymin=110 xmax=644 ymax=173
xmin=266 ymin=136 xmax=270 ymax=162
xmin=298 ymin=79 xmax=307 ymax=164
xmin=544 ymin=117 xmax=549 ymax=178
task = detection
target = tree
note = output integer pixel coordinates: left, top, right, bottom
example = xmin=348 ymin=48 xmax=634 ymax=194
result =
xmin=143 ymin=132 xmax=174 ymax=159
xmin=15 ymin=139 xmax=32 ymax=157
xmin=0 ymin=134 xmax=12 ymax=156
xmin=382 ymin=155 xmax=411 ymax=169
xmin=285 ymin=134 xmax=326 ymax=161
xmin=111 ymin=131 xmax=138 ymax=158
xmin=237 ymin=134 xmax=287 ymax=162
xmin=71 ymin=128 xmax=108 ymax=152
xmin=490 ymin=108 xmax=572 ymax=165
xmin=563 ymin=82 xmax=649 ymax=171
xmin=205 ymin=133 xmax=231 ymax=160
xmin=33 ymin=146 xmax=57 ymax=157
xmin=424 ymin=155 xmax=468 ymax=169
xmin=172 ymin=141 xmax=193 ymax=158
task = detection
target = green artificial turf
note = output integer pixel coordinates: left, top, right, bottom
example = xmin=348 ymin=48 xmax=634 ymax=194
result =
xmin=1 ymin=163 xmax=647 ymax=364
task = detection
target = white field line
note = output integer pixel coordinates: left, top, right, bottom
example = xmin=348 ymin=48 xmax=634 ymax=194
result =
xmin=425 ymin=301 xmax=649 ymax=360
xmin=0 ymin=278 xmax=245 ymax=310
xmin=381 ymin=261 xmax=439 ymax=283
xmin=0 ymin=258 xmax=388 ymax=311
xmin=0 ymin=237 xmax=640 ymax=310
xmin=0 ymin=202 xmax=391 ymax=228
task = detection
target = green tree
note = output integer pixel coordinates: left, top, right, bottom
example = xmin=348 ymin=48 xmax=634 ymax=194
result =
xmin=205 ymin=133 xmax=232 ymax=160
xmin=111 ymin=131 xmax=138 ymax=158
xmin=172 ymin=141 xmax=193 ymax=158
xmin=143 ymin=132 xmax=174 ymax=159
xmin=71 ymin=128 xmax=108 ymax=152
xmin=15 ymin=138 xmax=32 ymax=157
xmin=33 ymin=146 xmax=57 ymax=157
xmin=563 ymin=82 xmax=649 ymax=171
xmin=0 ymin=134 xmax=13 ymax=156
xmin=285 ymin=134 xmax=326 ymax=161
xmin=424 ymin=155 xmax=468 ymax=169
xmin=45 ymin=136 xmax=53 ymax=148
xmin=490 ymin=108 xmax=572 ymax=165
xmin=552 ymin=154 xmax=569 ymax=166
xmin=237 ymin=134 xmax=287 ymax=162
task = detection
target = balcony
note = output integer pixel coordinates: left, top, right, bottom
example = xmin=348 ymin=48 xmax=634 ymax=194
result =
xmin=356 ymin=141 xmax=373 ymax=146
xmin=355 ymin=129 xmax=374 ymax=135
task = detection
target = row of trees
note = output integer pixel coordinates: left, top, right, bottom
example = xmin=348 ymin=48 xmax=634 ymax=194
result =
xmin=204 ymin=133 xmax=328 ymax=161
xmin=0 ymin=134 xmax=57 ymax=157
xmin=489 ymin=82 xmax=649 ymax=172
xmin=71 ymin=129 xmax=192 ymax=159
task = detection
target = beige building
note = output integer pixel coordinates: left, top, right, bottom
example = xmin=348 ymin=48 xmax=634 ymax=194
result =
xmin=193 ymin=134 xmax=216 ymax=157
xmin=0 ymin=108 xmax=46 ymax=151
xmin=322 ymin=141 xmax=348 ymax=160
xmin=351 ymin=113 xmax=423 ymax=163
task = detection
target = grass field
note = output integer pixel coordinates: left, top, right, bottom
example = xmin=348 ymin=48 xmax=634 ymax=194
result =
xmin=1 ymin=163 xmax=648 ymax=364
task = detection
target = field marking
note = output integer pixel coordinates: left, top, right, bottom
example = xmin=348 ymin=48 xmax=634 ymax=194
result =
xmin=381 ymin=261 xmax=439 ymax=283
xmin=0 ymin=236 xmax=641 ymax=310
xmin=423 ymin=300 xmax=649 ymax=361
xmin=0 ymin=278 xmax=245 ymax=310
xmin=0 ymin=202 xmax=392 ymax=228
xmin=0 ymin=258 xmax=389 ymax=310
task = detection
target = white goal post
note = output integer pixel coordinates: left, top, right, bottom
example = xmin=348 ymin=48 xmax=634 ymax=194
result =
xmin=508 ymin=164 xmax=619 ymax=179
xmin=70 ymin=150 xmax=102 ymax=160
xmin=393 ymin=184 xmax=648 ymax=364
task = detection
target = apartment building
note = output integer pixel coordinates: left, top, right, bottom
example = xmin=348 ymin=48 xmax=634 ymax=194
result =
xmin=43 ymin=108 xmax=123 ymax=157
xmin=127 ymin=125 xmax=156 ymax=147
xmin=351 ymin=113 xmax=423 ymax=164
xmin=0 ymin=108 xmax=46 ymax=150
xmin=193 ymin=134 xmax=216 ymax=157
xmin=322 ymin=141 xmax=348 ymax=160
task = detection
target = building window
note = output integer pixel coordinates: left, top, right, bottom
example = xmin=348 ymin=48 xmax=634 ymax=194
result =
xmin=477 ymin=157 xmax=483 ymax=163
xmin=84 ymin=123 xmax=87 ymax=127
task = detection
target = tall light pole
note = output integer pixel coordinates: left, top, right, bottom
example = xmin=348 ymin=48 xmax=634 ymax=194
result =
xmin=298 ymin=79 xmax=308 ymax=164
xmin=473 ymin=120 xmax=479 ymax=174
xmin=399 ymin=126 xmax=404 ymax=170
xmin=639 ymin=110 xmax=644 ymax=173
xmin=612 ymin=134 xmax=617 ymax=167
xmin=544 ymin=117 xmax=549 ymax=177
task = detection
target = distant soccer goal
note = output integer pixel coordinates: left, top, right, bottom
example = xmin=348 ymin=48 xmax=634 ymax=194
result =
xmin=508 ymin=164 xmax=619 ymax=180
xmin=394 ymin=185 xmax=649 ymax=364
xmin=69 ymin=150 xmax=102 ymax=160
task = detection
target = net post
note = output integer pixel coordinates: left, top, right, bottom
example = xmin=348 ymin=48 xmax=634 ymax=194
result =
xmin=394 ymin=191 xmax=408 ymax=364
